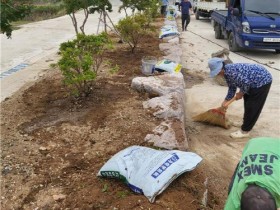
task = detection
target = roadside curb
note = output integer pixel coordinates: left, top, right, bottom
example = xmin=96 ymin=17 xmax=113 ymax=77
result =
xmin=131 ymin=18 xmax=188 ymax=150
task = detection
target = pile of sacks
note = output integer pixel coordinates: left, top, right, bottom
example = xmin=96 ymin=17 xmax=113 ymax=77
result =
xmin=159 ymin=5 xmax=180 ymax=40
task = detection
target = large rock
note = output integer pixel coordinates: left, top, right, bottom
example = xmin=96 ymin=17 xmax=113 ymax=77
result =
xmin=130 ymin=18 xmax=189 ymax=150
xmin=145 ymin=119 xmax=188 ymax=150
xmin=143 ymin=92 xmax=184 ymax=120
xmin=131 ymin=73 xmax=188 ymax=150
xmin=131 ymin=73 xmax=185 ymax=97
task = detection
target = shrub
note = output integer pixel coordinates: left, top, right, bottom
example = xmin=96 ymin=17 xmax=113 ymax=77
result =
xmin=58 ymin=32 xmax=112 ymax=97
xmin=116 ymin=13 xmax=151 ymax=53
xmin=144 ymin=0 xmax=160 ymax=19
xmin=119 ymin=0 xmax=160 ymax=18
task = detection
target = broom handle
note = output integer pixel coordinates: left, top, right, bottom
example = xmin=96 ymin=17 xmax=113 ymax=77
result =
xmin=223 ymin=97 xmax=237 ymax=107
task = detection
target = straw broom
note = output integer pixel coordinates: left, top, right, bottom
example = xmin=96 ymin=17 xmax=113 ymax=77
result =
xmin=192 ymin=97 xmax=236 ymax=129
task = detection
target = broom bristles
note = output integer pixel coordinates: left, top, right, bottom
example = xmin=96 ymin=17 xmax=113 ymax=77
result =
xmin=192 ymin=108 xmax=230 ymax=129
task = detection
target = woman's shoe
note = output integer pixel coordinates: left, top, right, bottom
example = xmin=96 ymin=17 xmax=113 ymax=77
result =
xmin=230 ymin=121 xmax=242 ymax=127
xmin=230 ymin=130 xmax=250 ymax=139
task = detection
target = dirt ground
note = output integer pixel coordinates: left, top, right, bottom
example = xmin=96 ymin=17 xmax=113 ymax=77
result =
xmin=1 ymin=18 xmax=234 ymax=210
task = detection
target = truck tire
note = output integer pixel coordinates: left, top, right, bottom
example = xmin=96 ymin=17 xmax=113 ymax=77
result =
xmin=275 ymin=49 xmax=280 ymax=54
xmin=228 ymin=32 xmax=240 ymax=52
xmin=214 ymin=25 xmax=222 ymax=39
xmin=195 ymin=11 xmax=200 ymax=20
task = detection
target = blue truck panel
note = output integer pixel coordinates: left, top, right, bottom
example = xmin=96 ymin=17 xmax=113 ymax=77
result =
xmin=211 ymin=10 xmax=228 ymax=27
xmin=211 ymin=0 xmax=280 ymax=52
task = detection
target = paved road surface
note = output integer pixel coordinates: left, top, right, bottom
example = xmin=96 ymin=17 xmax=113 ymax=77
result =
xmin=180 ymin=16 xmax=280 ymax=138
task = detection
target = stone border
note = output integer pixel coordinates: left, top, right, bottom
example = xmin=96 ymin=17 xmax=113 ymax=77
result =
xmin=131 ymin=18 xmax=188 ymax=150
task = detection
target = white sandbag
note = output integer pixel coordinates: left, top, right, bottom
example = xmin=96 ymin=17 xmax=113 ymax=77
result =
xmin=159 ymin=25 xmax=180 ymax=39
xmin=176 ymin=11 xmax=181 ymax=18
xmin=166 ymin=15 xmax=176 ymax=21
xmin=161 ymin=25 xmax=176 ymax=31
xmin=167 ymin=5 xmax=178 ymax=13
xmin=97 ymin=146 xmax=202 ymax=203
xmin=155 ymin=59 xmax=182 ymax=73
xmin=164 ymin=19 xmax=178 ymax=26
xmin=167 ymin=5 xmax=180 ymax=19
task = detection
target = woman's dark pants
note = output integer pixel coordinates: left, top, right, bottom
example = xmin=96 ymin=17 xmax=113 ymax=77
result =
xmin=242 ymin=83 xmax=271 ymax=132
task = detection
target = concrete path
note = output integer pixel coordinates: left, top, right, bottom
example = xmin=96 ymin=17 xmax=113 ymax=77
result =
xmin=180 ymin=16 xmax=280 ymax=138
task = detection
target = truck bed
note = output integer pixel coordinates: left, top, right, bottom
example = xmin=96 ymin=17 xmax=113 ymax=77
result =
xmin=196 ymin=2 xmax=226 ymax=11
xmin=212 ymin=10 xmax=227 ymax=16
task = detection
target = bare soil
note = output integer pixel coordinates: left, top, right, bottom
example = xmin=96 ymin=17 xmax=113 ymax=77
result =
xmin=1 ymin=18 xmax=232 ymax=210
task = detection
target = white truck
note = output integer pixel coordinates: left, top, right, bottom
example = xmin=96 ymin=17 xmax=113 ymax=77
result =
xmin=193 ymin=0 xmax=226 ymax=20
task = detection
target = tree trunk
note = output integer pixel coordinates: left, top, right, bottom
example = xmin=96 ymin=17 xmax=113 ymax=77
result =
xmin=69 ymin=12 xmax=79 ymax=35
xmin=103 ymin=11 xmax=107 ymax=33
xmin=80 ymin=8 xmax=89 ymax=35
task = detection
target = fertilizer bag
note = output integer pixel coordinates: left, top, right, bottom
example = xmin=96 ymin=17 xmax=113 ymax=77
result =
xmin=159 ymin=25 xmax=180 ymax=39
xmin=97 ymin=146 xmax=202 ymax=203
xmin=155 ymin=59 xmax=182 ymax=73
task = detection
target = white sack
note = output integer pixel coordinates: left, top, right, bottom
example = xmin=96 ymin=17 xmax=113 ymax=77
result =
xmin=159 ymin=25 xmax=180 ymax=39
xmin=155 ymin=59 xmax=182 ymax=73
xmin=97 ymin=146 xmax=202 ymax=203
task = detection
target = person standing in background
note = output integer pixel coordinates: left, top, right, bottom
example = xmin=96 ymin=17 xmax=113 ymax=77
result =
xmin=161 ymin=0 xmax=169 ymax=17
xmin=175 ymin=0 xmax=181 ymax=10
xmin=179 ymin=0 xmax=192 ymax=31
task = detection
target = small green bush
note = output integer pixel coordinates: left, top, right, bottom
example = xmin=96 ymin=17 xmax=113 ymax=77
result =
xmin=116 ymin=13 xmax=152 ymax=53
xmin=58 ymin=32 xmax=112 ymax=97
xmin=144 ymin=0 xmax=160 ymax=19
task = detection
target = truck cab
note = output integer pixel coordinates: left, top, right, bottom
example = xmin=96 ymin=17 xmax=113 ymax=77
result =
xmin=211 ymin=0 xmax=280 ymax=52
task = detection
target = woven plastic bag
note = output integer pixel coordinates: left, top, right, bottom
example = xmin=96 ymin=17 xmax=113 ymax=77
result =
xmin=97 ymin=145 xmax=202 ymax=203
xmin=159 ymin=25 xmax=180 ymax=39
xmin=155 ymin=59 xmax=182 ymax=73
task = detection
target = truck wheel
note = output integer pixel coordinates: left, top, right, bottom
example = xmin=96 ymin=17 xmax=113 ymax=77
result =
xmin=228 ymin=32 xmax=240 ymax=52
xmin=214 ymin=25 xmax=222 ymax=39
xmin=275 ymin=49 xmax=280 ymax=54
xmin=195 ymin=11 xmax=200 ymax=20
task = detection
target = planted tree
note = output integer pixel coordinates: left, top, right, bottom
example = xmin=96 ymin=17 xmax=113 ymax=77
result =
xmin=119 ymin=0 xmax=159 ymax=17
xmin=116 ymin=13 xmax=152 ymax=53
xmin=89 ymin=0 xmax=112 ymax=33
xmin=63 ymin=0 xmax=112 ymax=35
xmin=118 ymin=0 xmax=136 ymax=16
xmin=143 ymin=0 xmax=160 ymax=19
xmin=0 ymin=0 xmax=32 ymax=38
xmin=63 ymin=0 xmax=90 ymax=35
xmin=58 ymin=32 xmax=112 ymax=97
